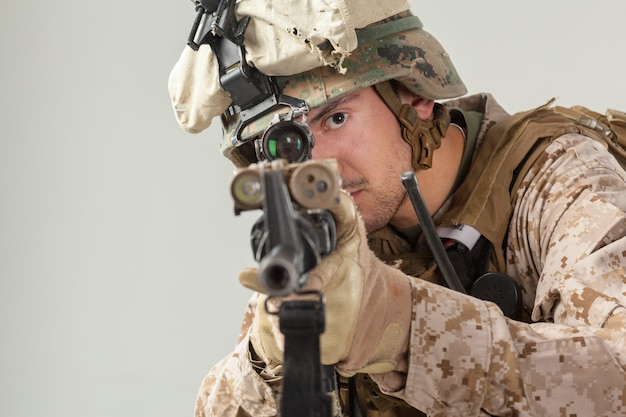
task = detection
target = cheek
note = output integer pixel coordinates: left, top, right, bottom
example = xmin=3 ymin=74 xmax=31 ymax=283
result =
xmin=309 ymin=132 xmax=358 ymax=181
xmin=310 ymin=136 xmax=333 ymax=161
xmin=310 ymin=126 xmax=357 ymax=160
xmin=356 ymin=117 xmax=406 ymax=161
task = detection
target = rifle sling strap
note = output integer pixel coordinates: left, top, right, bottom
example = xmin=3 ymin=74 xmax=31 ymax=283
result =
xmin=279 ymin=298 xmax=334 ymax=417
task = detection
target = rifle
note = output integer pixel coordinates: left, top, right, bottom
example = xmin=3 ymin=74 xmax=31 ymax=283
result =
xmin=231 ymin=158 xmax=342 ymax=417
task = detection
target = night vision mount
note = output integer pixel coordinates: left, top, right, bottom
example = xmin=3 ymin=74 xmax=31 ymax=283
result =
xmin=187 ymin=0 xmax=315 ymax=163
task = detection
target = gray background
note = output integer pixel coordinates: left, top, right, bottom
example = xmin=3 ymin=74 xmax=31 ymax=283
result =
xmin=1 ymin=1 xmax=624 ymax=416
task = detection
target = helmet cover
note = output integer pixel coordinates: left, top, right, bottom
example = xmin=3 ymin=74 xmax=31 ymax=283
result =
xmin=220 ymin=12 xmax=467 ymax=166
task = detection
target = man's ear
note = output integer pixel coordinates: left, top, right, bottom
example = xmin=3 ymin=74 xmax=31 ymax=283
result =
xmin=397 ymin=86 xmax=435 ymax=121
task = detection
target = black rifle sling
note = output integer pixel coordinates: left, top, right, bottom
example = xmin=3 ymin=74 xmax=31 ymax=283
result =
xmin=280 ymin=298 xmax=334 ymax=417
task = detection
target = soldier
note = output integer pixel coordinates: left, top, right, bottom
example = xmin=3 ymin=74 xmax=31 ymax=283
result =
xmin=169 ymin=0 xmax=626 ymax=415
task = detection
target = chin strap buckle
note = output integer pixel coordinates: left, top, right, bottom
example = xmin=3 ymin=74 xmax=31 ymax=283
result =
xmin=374 ymin=81 xmax=450 ymax=170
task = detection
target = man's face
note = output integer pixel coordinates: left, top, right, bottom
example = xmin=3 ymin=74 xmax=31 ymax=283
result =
xmin=306 ymin=87 xmax=414 ymax=233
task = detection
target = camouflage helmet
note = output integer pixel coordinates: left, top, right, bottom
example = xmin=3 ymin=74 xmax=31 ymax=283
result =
xmin=221 ymin=11 xmax=467 ymax=167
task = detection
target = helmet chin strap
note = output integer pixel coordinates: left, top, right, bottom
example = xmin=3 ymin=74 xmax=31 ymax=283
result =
xmin=374 ymin=81 xmax=451 ymax=170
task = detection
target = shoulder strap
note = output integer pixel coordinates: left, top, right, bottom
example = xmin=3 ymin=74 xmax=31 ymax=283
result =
xmin=553 ymin=105 xmax=626 ymax=169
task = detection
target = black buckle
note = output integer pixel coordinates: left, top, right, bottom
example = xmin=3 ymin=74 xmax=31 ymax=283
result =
xmin=186 ymin=0 xmax=276 ymax=109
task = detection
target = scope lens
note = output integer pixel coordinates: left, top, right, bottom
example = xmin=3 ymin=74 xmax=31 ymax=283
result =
xmin=263 ymin=122 xmax=310 ymax=163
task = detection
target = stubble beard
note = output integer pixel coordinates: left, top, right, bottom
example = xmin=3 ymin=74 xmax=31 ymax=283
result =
xmin=345 ymin=138 xmax=414 ymax=233
xmin=361 ymin=182 xmax=408 ymax=233
xmin=346 ymin=172 xmax=411 ymax=234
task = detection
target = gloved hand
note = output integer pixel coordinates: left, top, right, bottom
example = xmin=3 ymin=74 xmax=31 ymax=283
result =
xmin=240 ymin=191 xmax=413 ymax=377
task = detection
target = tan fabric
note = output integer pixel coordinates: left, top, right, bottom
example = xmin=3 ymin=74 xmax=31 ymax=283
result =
xmin=193 ymin=94 xmax=626 ymax=417
xmin=168 ymin=0 xmax=409 ymax=134
xmin=168 ymin=44 xmax=232 ymax=135
xmin=238 ymin=0 xmax=410 ymax=75
xmin=367 ymin=226 xmax=442 ymax=285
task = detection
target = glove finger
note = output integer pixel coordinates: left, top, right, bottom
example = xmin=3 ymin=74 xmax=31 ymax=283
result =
xmin=251 ymin=293 xmax=285 ymax=370
xmin=327 ymin=190 xmax=361 ymax=241
xmin=238 ymin=266 xmax=263 ymax=292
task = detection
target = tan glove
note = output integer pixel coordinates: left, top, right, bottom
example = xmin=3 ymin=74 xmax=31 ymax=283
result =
xmin=240 ymin=191 xmax=413 ymax=377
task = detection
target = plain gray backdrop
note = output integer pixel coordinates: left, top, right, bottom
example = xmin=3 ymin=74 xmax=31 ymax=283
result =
xmin=1 ymin=1 xmax=624 ymax=416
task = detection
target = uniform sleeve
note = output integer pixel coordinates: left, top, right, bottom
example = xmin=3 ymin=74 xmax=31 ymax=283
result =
xmin=194 ymin=295 xmax=281 ymax=417
xmin=379 ymin=133 xmax=626 ymax=417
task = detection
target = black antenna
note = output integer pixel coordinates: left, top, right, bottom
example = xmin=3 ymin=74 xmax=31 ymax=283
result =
xmin=401 ymin=171 xmax=467 ymax=294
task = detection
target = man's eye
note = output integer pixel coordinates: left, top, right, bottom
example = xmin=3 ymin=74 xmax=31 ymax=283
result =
xmin=324 ymin=112 xmax=348 ymax=130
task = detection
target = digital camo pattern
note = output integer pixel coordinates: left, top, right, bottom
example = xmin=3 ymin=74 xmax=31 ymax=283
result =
xmin=221 ymin=12 xmax=467 ymax=167
xmin=195 ymin=94 xmax=626 ymax=416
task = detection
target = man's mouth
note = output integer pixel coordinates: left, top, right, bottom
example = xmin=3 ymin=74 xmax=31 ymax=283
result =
xmin=343 ymin=178 xmax=367 ymax=200
xmin=348 ymin=189 xmax=362 ymax=199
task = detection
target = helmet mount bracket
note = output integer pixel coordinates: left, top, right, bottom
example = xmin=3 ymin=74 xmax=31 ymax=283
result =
xmin=187 ymin=0 xmax=278 ymax=111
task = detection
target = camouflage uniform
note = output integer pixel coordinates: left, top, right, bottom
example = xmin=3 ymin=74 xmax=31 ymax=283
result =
xmin=194 ymin=92 xmax=626 ymax=417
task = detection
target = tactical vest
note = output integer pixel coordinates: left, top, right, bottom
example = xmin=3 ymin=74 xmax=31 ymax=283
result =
xmin=439 ymin=101 xmax=626 ymax=272
xmin=345 ymin=101 xmax=626 ymax=417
